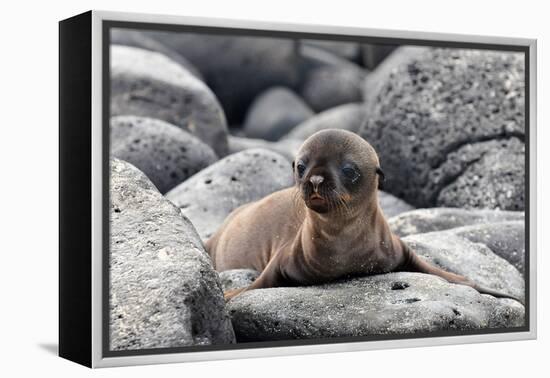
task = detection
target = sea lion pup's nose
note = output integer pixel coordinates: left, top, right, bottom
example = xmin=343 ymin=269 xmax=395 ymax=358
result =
xmin=310 ymin=175 xmax=324 ymax=192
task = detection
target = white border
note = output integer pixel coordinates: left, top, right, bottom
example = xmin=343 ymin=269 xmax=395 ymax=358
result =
xmin=90 ymin=10 xmax=537 ymax=368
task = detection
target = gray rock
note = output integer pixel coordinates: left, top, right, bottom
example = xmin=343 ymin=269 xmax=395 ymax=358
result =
xmin=427 ymin=221 xmax=525 ymax=275
xmin=434 ymin=138 xmax=525 ymax=210
xmin=227 ymin=272 xmax=524 ymax=342
xmin=166 ymin=149 xmax=294 ymax=240
xmin=109 ymin=158 xmax=235 ymax=350
xmin=110 ymin=28 xmax=203 ymax=79
xmin=360 ymin=47 xmax=525 ymax=210
xmin=388 ymin=207 xmax=524 ymax=237
xmin=282 ymin=103 xmax=367 ymax=141
xmin=219 ymin=269 xmax=260 ymax=291
xmin=403 ymin=233 xmax=524 ymax=302
xmin=111 ymin=116 xmax=217 ymax=194
xmin=361 ymin=43 xmax=398 ymax=70
xmin=227 ymin=135 xmax=302 ymax=162
xmin=146 ymin=31 xmax=300 ymax=123
xmin=302 ymin=39 xmax=361 ymax=62
xmin=300 ymin=64 xmax=366 ymax=112
xmin=110 ymin=45 xmax=229 ymax=156
xmin=243 ymin=87 xmax=314 ymax=141
xmin=378 ymin=191 xmax=414 ymax=218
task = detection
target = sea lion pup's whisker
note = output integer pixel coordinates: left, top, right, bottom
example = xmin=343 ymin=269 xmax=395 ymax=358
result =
xmin=207 ymin=129 xmax=519 ymax=305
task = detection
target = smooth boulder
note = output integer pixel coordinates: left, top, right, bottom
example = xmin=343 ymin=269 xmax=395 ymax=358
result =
xmin=360 ymin=47 xmax=525 ymax=209
xmin=111 ymin=116 xmax=217 ymax=193
xmin=378 ymin=191 xmax=414 ymax=218
xmin=110 ymin=45 xmax=229 ymax=156
xmin=226 ymin=271 xmax=524 ymax=342
xmin=109 ymin=159 xmax=235 ymax=350
xmin=282 ymin=103 xmax=367 ymax=142
xmin=243 ymin=87 xmax=314 ymax=141
xmin=146 ymin=31 xmax=300 ymax=123
xmin=388 ymin=208 xmax=524 ymax=237
xmin=227 ymin=135 xmax=302 ymax=162
xmin=166 ymin=149 xmax=294 ymax=240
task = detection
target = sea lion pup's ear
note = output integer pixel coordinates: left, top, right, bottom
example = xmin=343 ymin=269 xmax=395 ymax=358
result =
xmin=292 ymin=161 xmax=295 ymax=170
xmin=376 ymin=167 xmax=385 ymax=190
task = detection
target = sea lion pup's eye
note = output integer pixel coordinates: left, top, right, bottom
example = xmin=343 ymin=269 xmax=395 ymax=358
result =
xmin=342 ymin=164 xmax=360 ymax=182
xmin=294 ymin=161 xmax=307 ymax=178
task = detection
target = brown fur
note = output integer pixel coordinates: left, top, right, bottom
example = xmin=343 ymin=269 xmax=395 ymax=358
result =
xmin=206 ymin=129 xmax=521 ymax=303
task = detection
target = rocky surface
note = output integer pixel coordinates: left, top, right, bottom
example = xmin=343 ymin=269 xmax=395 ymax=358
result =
xmin=360 ymin=47 xmax=525 ymax=210
xmin=299 ymin=64 xmax=366 ymax=112
xmin=110 ymin=45 xmax=229 ymax=156
xmin=422 ymin=221 xmax=525 ymax=275
xmin=403 ymin=233 xmax=524 ymax=302
xmin=282 ymin=103 xmax=367 ymax=142
xmin=109 ymin=158 xmax=235 ymax=350
xmin=146 ymin=31 xmax=300 ymax=124
xmin=219 ymin=269 xmax=261 ymax=292
xmin=378 ymin=191 xmax=415 ymax=218
xmin=166 ymin=149 xmax=294 ymax=240
xmin=111 ymin=116 xmax=217 ymax=193
xmin=110 ymin=28 xmax=203 ymax=79
xmin=226 ymin=271 xmax=524 ymax=342
xmin=388 ymin=208 xmax=524 ymax=237
xmin=227 ymin=135 xmax=302 ymax=162
xmin=243 ymin=87 xmax=314 ymax=141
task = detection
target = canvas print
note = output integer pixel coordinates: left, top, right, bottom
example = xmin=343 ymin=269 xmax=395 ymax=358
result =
xmin=107 ymin=26 xmax=526 ymax=353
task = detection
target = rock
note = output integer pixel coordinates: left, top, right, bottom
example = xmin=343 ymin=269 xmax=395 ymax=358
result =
xmin=166 ymin=149 xmax=294 ymax=239
xmin=109 ymin=158 xmax=235 ymax=350
xmin=219 ymin=269 xmax=260 ymax=291
xmin=243 ymin=87 xmax=314 ymax=141
xmin=146 ymin=31 xmax=300 ymax=123
xmin=426 ymin=221 xmax=525 ymax=275
xmin=282 ymin=103 xmax=367 ymax=141
xmin=110 ymin=28 xmax=203 ymax=79
xmin=403 ymin=233 xmax=524 ymax=302
xmin=227 ymin=272 xmax=524 ymax=342
xmin=228 ymin=135 xmax=302 ymax=162
xmin=378 ymin=191 xmax=414 ymax=218
xmin=111 ymin=116 xmax=217 ymax=194
xmin=302 ymin=39 xmax=361 ymax=62
xmin=110 ymin=45 xmax=229 ymax=156
xmin=433 ymin=138 xmax=525 ymax=210
xmin=361 ymin=43 xmax=398 ymax=70
xmin=300 ymin=64 xmax=366 ymax=112
xmin=388 ymin=207 xmax=524 ymax=237
xmin=359 ymin=47 xmax=525 ymax=209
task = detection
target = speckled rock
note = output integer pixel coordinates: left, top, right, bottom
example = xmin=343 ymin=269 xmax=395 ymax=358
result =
xmin=111 ymin=116 xmax=217 ymax=193
xmin=166 ymin=149 xmax=294 ymax=240
xmin=388 ymin=208 xmax=524 ymax=237
xmin=243 ymin=87 xmax=314 ymax=141
xmin=147 ymin=31 xmax=300 ymax=123
xmin=282 ymin=103 xmax=367 ymax=141
xmin=110 ymin=45 xmax=229 ymax=156
xmin=378 ymin=191 xmax=415 ymax=218
xmin=227 ymin=135 xmax=302 ymax=162
xmin=424 ymin=221 xmax=525 ymax=275
xmin=227 ymin=272 xmax=524 ymax=342
xmin=403 ymin=233 xmax=524 ymax=302
xmin=302 ymin=39 xmax=361 ymax=63
xmin=109 ymin=158 xmax=235 ymax=350
xmin=359 ymin=47 xmax=525 ymax=209
xmin=110 ymin=28 xmax=203 ymax=79
xmin=361 ymin=43 xmax=398 ymax=70
xmin=219 ymin=269 xmax=260 ymax=291
xmin=300 ymin=64 xmax=366 ymax=112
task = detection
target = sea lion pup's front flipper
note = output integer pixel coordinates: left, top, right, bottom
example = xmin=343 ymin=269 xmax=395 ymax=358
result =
xmin=223 ymin=253 xmax=286 ymax=302
xmin=398 ymin=240 xmax=524 ymax=304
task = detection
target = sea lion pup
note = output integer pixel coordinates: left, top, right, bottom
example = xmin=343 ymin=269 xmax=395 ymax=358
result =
xmin=206 ymin=129 xmax=521 ymax=303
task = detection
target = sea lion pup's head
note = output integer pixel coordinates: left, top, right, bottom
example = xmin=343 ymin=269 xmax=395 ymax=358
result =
xmin=293 ymin=129 xmax=384 ymax=215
